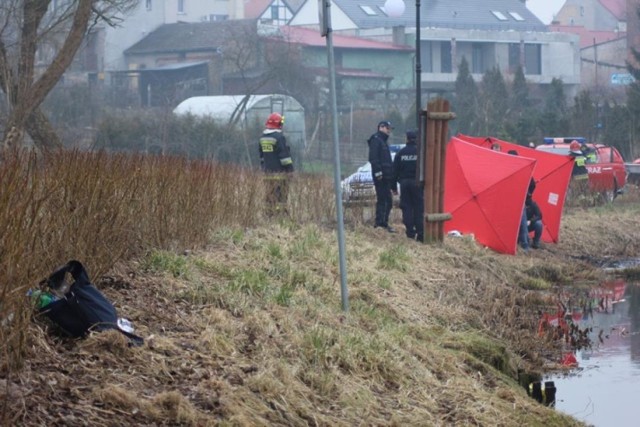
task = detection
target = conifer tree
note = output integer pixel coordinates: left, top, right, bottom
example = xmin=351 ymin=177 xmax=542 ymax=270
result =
xmin=538 ymin=78 xmax=569 ymax=136
xmin=505 ymin=66 xmax=535 ymax=145
xmin=602 ymin=103 xmax=632 ymax=158
xmin=479 ymin=67 xmax=508 ymax=136
xmin=627 ymin=5 xmax=640 ymax=156
xmin=570 ymin=90 xmax=597 ymax=141
xmin=452 ymin=57 xmax=479 ymax=135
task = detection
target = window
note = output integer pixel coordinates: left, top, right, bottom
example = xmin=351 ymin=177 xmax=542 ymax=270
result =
xmin=524 ymin=44 xmax=541 ymax=75
xmin=491 ymin=11 xmax=508 ymax=21
xmin=509 ymin=12 xmax=524 ymax=21
xmin=508 ymin=43 xmax=541 ymax=75
xmin=508 ymin=43 xmax=521 ymax=73
xmin=420 ymin=41 xmax=432 ymax=73
xmin=334 ymin=51 xmax=343 ymax=68
xmin=440 ymin=41 xmax=452 ymax=73
xmin=271 ymin=5 xmax=279 ymax=19
xmin=472 ymin=43 xmax=485 ymax=74
xmin=178 ymin=0 xmax=184 ymax=14
xmin=146 ymin=0 xmax=152 ymax=10
xmin=360 ymin=5 xmax=376 ymax=16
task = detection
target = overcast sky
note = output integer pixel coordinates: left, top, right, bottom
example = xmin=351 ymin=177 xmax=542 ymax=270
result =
xmin=527 ymin=0 xmax=566 ymax=24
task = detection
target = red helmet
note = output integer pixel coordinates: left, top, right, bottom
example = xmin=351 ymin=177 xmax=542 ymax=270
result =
xmin=569 ymin=140 xmax=581 ymax=154
xmin=265 ymin=112 xmax=284 ymax=129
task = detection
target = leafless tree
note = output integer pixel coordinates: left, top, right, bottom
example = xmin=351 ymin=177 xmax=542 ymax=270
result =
xmin=0 ymin=0 xmax=137 ymax=149
xmin=221 ymin=23 xmax=317 ymax=127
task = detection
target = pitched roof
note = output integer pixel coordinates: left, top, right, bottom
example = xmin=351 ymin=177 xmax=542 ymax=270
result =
xmin=599 ymin=0 xmax=626 ymax=21
xmin=125 ymin=20 xmax=258 ymax=55
xmin=330 ymin=0 xmax=546 ymax=31
xmin=245 ymin=0 xmax=272 ymax=19
xmin=245 ymin=0 xmax=304 ymax=19
xmin=272 ymin=26 xmax=412 ymax=50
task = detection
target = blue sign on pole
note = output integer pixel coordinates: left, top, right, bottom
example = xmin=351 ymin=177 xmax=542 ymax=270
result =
xmin=610 ymin=73 xmax=635 ymax=85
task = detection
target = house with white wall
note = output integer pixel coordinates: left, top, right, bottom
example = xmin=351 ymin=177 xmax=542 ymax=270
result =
xmin=289 ymin=0 xmax=581 ymax=96
xmin=550 ymin=0 xmax=632 ymax=95
xmin=244 ymin=0 xmax=304 ymax=26
xmin=75 ymin=0 xmax=245 ymax=79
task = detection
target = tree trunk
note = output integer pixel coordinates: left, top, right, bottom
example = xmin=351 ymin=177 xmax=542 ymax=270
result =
xmin=25 ymin=109 xmax=62 ymax=149
xmin=2 ymin=0 xmax=93 ymax=149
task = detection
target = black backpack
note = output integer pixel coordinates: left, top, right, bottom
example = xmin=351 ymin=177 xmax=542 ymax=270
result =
xmin=40 ymin=260 xmax=143 ymax=346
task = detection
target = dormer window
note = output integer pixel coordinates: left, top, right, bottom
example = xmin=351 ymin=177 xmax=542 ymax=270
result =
xmin=509 ymin=12 xmax=524 ymax=22
xmin=360 ymin=5 xmax=377 ymax=16
xmin=491 ymin=11 xmax=508 ymax=21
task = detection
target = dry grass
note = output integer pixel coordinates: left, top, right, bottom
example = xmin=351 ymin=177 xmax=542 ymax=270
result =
xmin=4 ymin=149 xmax=640 ymax=425
xmin=0 ymin=149 xmax=337 ymax=374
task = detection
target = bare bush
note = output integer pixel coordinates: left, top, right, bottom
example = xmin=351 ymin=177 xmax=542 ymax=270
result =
xmin=0 ymin=148 xmax=337 ymax=373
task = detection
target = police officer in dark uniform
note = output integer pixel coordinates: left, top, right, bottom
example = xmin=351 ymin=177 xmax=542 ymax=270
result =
xmin=368 ymin=121 xmax=396 ymax=232
xmin=393 ymin=130 xmax=424 ymax=242
xmin=259 ymin=112 xmax=293 ymax=214
xmin=525 ymin=195 xmax=543 ymax=249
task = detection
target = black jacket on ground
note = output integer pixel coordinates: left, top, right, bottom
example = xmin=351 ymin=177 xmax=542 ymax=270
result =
xmin=259 ymin=130 xmax=294 ymax=173
xmin=368 ymin=131 xmax=393 ymax=182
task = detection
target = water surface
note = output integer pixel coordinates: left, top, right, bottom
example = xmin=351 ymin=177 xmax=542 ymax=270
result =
xmin=547 ymin=282 xmax=640 ymax=427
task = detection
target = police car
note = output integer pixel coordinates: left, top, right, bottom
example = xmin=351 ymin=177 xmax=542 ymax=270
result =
xmin=341 ymin=144 xmax=405 ymax=202
xmin=536 ymin=137 xmax=627 ymax=202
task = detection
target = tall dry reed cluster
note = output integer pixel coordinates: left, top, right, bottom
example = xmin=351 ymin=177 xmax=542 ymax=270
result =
xmin=0 ymin=149 xmax=336 ymax=373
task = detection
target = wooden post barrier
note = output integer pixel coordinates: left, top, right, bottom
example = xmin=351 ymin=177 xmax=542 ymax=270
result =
xmin=422 ymin=98 xmax=456 ymax=243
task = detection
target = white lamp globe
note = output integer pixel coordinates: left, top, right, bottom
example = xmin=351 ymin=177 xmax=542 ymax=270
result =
xmin=384 ymin=0 xmax=405 ymax=17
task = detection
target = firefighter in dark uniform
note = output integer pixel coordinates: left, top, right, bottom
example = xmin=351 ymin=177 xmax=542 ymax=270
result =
xmin=259 ymin=112 xmax=293 ymax=215
xmin=568 ymin=139 xmax=589 ymax=199
xmin=393 ymin=130 xmax=424 ymax=242
xmin=569 ymin=140 xmax=588 ymax=177
xmin=368 ymin=121 xmax=396 ymax=232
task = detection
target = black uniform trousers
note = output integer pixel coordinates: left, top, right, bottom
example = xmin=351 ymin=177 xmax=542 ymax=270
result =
xmin=374 ymin=179 xmax=393 ymax=228
xmin=399 ymin=179 xmax=424 ymax=240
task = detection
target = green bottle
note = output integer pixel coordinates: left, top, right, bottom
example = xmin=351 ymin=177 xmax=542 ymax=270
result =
xmin=29 ymin=290 xmax=56 ymax=308
xmin=38 ymin=292 xmax=55 ymax=308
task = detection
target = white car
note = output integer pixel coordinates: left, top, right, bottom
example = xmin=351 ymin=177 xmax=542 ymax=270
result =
xmin=341 ymin=144 xmax=405 ymax=202
xmin=342 ymin=162 xmax=376 ymax=201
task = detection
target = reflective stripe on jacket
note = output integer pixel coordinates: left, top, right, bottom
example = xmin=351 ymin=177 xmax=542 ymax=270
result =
xmin=259 ymin=130 xmax=294 ymax=173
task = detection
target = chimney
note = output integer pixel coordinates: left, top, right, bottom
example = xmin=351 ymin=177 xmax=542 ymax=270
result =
xmin=392 ymin=25 xmax=407 ymax=46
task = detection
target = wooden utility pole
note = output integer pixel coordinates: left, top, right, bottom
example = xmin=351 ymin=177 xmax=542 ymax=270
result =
xmin=422 ymin=98 xmax=455 ymax=242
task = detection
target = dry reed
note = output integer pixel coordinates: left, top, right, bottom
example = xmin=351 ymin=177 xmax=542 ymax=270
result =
xmin=0 ymin=148 xmax=337 ymax=376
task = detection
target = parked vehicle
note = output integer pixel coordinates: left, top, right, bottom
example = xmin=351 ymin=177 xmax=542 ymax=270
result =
xmin=536 ymin=137 xmax=627 ymax=202
xmin=626 ymin=158 xmax=640 ymax=185
xmin=341 ymin=144 xmax=405 ymax=202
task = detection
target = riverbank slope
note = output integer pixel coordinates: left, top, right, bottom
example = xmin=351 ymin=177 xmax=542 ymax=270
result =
xmin=7 ymin=197 xmax=640 ymax=426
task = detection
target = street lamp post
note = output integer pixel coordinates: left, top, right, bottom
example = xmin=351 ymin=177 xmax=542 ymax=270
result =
xmin=385 ymin=0 xmax=423 ymax=182
xmin=320 ymin=0 xmax=349 ymax=312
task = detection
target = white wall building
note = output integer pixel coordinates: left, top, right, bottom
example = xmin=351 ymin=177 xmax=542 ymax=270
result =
xmin=289 ymin=0 xmax=581 ymax=95
xmin=96 ymin=0 xmax=244 ymax=73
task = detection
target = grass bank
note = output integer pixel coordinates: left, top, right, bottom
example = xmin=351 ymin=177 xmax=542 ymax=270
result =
xmin=3 ymin=150 xmax=640 ymax=425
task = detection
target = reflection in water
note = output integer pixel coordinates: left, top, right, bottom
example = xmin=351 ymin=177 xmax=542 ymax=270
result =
xmin=547 ymin=282 xmax=640 ymax=427
xmin=630 ymin=284 xmax=640 ymax=363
